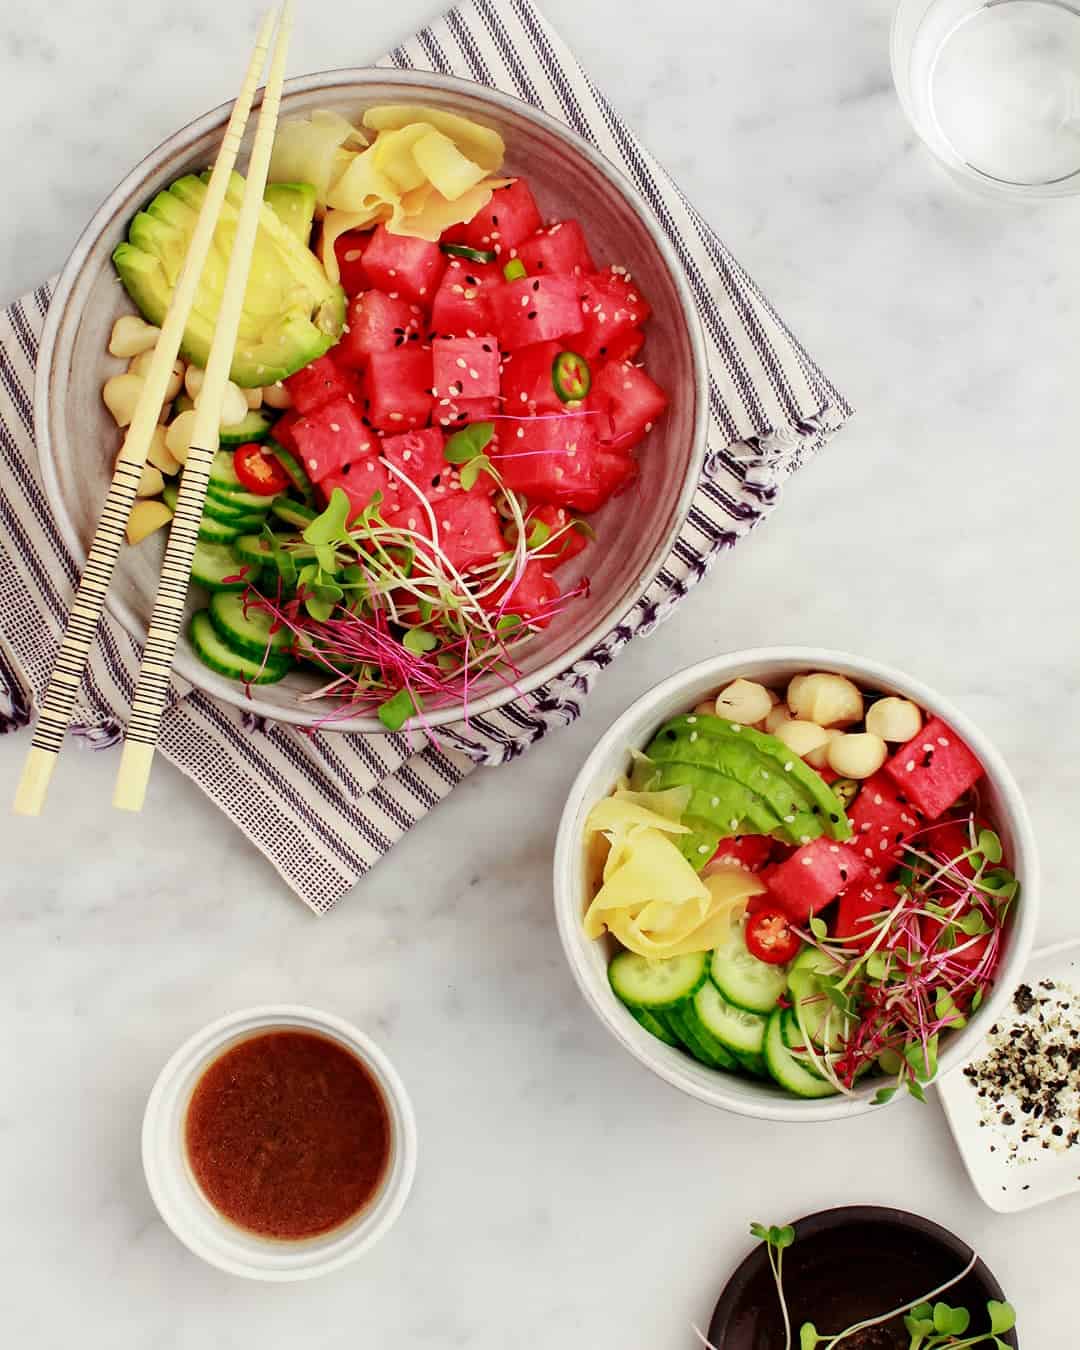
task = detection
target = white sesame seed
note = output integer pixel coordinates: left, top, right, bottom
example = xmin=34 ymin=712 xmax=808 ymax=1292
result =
xmin=922 ymin=743 xmax=934 ymax=753
xmin=905 ymin=759 xmax=915 ymax=772
xmin=829 ymin=845 xmax=840 ymax=853
xmin=389 ymin=412 xmax=403 ymax=422
xmin=874 ymin=794 xmax=883 ymax=806
xmin=687 ymin=715 xmax=698 ymax=724
xmin=468 ymin=369 xmax=479 ymax=380
xmin=344 ymin=249 xmax=364 ymax=262
xmin=698 ymin=844 xmax=709 ymax=855
xmin=938 ymin=737 xmax=950 ymax=747
xmin=402 ymin=449 xmax=412 ymax=461
xmin=644 ymin=422 xmax=653 ymax=432
xmin=389 ymin=268 xmax=397 ymax=277
xmin=520 ymin=295 xmax=530 ymax=308
xmin=729 ymin=818 xmax=739 ymax=831
xmin=689 ymin=731 xmax=698 ymax=743
xmin=784 ymin=762 xmax=794 ymax=772
xmin=330 ymin=422 xmax=340 ymax=432
xmin=516 ymin=427 xmax=524 ymax=438
xmin=456 ymin=357 xmax=468 ymax=369
xmin=308 ymin=458 xmax=318 ymax=470
xmin=710 ymin=796 xmax=719 ymax=808
xmin=801 ymin=856 xmax=813 ymax=866
xmin=783 ymin=814 xmax=796 ymax=824
xmin=799 ymin=835 xmax=811 ymax=845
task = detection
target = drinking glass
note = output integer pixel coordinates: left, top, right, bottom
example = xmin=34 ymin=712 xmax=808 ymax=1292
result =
xmin=892 ymin=0 xmax=1080 ymax=197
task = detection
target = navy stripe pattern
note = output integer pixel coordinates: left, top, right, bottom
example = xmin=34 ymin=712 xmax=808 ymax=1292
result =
xmin=1 ymin=0 xmax=849 ymax=912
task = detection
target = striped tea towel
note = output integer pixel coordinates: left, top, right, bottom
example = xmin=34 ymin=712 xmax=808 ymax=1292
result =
xmin=0 ymin=0 xmax=852 ymax=913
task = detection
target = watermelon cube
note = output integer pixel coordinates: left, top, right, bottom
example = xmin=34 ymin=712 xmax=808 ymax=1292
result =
xmin=709 ymin=835 xmax=775 ymax=873
xmin=576 ymin=267 xmax=652 ymax=362
xmin=516 ymin=220 xmax=595 ymax=277
xmin=579 ymin=447 xmax=639 ymax=512
xmin=290 ymin=396 xmax=376 ymax=483
xmin=491 ymin=412 xmax=599 ymax=508
xmin=270 ymin=408 xmax=302 ymax=455
xmin=335 ymin=291 xmax=422 ymax=369
xmin=605 ymin=328 xmax=646 ymax=364
xmin=365 ymin=347 xmax=434 ymax=432
xmin=362 ymin=225 xmax=446 ymax=307
xmin=491 ymin=275 xmax=585 ymax=350
xmin=430 ymin=259 xmax=502 ymax=337
xmin=451 ymin=177 xmax=543 ymax=254
xmin=380 ymin=427 xmax=446 ymax=494
xmin=285 ymin=355 xmax=360 ymax=416
xmin=433 ymin=396 xmax=501 ymax=429
xmin=318 ymin=454 xmax=390 ymax=521
xmin=884 ymin=717 xmax=984 ymax=820
xmin=918 ymin=819 xmax=982 ymax=880
xmin=590 ymin=359 xmax=669 ymax=452
xmin=432 ymin=335 xmax=501 ymax=399
xmin=333 ymin=228 xmax=373 ymax=296
xmin=525 ymin=504 xmax=588 ymax=571
xmin=765 ymin=838 xmax=871 ymax=922
xmin=387 ymin=489 xmax=504 ymax=574
xmin=921 ymin=914 xmax=993 ymax=974
xmin=847 ymin=772 xmax=923 ymax=871
xmin=499 ymin=341 xmax=563 ymax=415
xmin=482 ymin=559 xmax=561 ymax=629
xmin=834 ymin=881 xmax=901 ymax=952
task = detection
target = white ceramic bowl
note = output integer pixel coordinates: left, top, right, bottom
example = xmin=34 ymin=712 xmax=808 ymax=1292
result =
xmin=142 ymin=1005 xmax=417 ymax=1280
xmin=35 ymin=69 xmax=707 ymax=731
xmin=553 ymin=648 xmax=1040 ymax=1122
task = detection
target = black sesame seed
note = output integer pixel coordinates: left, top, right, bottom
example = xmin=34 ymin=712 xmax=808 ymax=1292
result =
xmin=528 ymin=311 xmax=538 ymax=320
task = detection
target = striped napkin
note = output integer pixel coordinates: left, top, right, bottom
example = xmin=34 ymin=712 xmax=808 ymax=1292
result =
xmin=0 ymin=0 xmax=851 ymax=913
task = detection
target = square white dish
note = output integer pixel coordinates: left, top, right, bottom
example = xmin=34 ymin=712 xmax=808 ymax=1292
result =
xmin=938 ymin=938 xmax=1080 ymax=1212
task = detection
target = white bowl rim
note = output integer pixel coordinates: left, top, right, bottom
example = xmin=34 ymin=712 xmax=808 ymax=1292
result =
xmin=33 ymin=66 xmax=709 ymax=733
xmin=553 ymin=646 xmax=1041 ymax=1123
xmin=141 ymin=1003 xmax=418 ymax=1280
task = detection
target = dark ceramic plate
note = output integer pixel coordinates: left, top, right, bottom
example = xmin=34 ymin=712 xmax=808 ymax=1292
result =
xmin=707 ymin=1206 xmax=1018 ymax=1349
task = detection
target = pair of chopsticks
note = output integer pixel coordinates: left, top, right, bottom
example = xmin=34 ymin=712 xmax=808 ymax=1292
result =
xmin=14 ymin=4 xmax=295 ymax=817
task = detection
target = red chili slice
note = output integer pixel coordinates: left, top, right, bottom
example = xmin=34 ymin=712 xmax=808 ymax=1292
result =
xmin=744 ymin=908 xmax=801 ymax=965
xmin=233 ymin=443 xmax=290 ymax=495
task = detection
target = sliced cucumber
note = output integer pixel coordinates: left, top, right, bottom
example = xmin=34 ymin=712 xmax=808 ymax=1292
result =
xmin=709 ymin=915 xmax=791 ymax=1014
xmin=693 ymin=981 xmax=767 ymax=1058
xmin=189 ymin=609 xmax=291 ymax=684
xmin=666 ymin=1004 xmax=739 ymax=1070
xmin=266 ymin=440 xmax=316 ymax=505
xmin=763 ymin=1009 xmax=838 ymax=1099
xmin=233 ymin=533 xmax=275 ymax=567
xmin=627 ymin=1006 xmax=680 ymax=1047
xmin=271 ymin=496 xmax=317 ymax=529
xmin=208 ymin=448 xmax=245 ymax=493
xmin=190 ymin=540 xmax=247 ymax=593
xmin=208 ymin=591 xmax=291 ymax=658
xmin=780 ymin=1010 xmax=828 ymax=1080
xmin=207 ymin=480 xmax=278 ymax=511
xmin=197 ymin=514 xmax=243 ymax=544
xmin=201 ymin=493 xmax=269 ymax=530
xmin=788 ymin=948 xmax=851 ymax=1051
xmin=218 ymin=409 xmax=273 ymax=446
xmin=608 ymin=950 xmax=708 ymax=1012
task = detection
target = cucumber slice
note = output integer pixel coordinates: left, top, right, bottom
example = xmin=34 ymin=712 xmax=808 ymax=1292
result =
xmin=219 ymin=409 xmax=273 ymax=446
xmin=608 ymin=950 xmax=708 ymax=1012
xmin=780 ymin=1010 xmax=828 ymax=1080
xmin=709 ymin=916 xmax=790 ymax=1014
xmin=190 ymin=540 xmax=247 ymax=593
xmin=788 ymin=948 xmax=850 ymax=1050
xmin=197 ymin=514 xmax=243 ymax=544
xmin=189 ymin=609 xmax=290 ymax=684
xmin=201 ymin=493 xmax=269 ymax=530
xmin=271 ymin=496 xmax=317 ymax=529
xmin=763 ymin=1009 xmax=838 ymax=1099
xmin=693 ymin=981 xmax=767 ymax=1058
xmin=207 ymin=480 xmax=278 ymax=511
xmin=208 ymin=448 xmax=246 ymax=493
xmin=208 ymin=591 xmax=291 ymax=658
xmin=627 ymin=1006 xmax=680 ymax=1048
xmin=233 ymin=533 xmax=275 ymax=567
xmin=668 ymin=1001 xmax=739 ymax=1070
xmin=266 ymin=440 xmax=316 ymax=505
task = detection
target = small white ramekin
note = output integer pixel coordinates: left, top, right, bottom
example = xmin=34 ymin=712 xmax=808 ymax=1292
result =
xmin=142 ymin=1005 xmax=418 ymax=1280
xmin=553 ymin=648 xmax=1040 ymax=1123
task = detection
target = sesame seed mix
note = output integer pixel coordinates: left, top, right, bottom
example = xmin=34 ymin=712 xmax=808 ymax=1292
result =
xmin=963 ymin=977 xmax=1080 ymax=1165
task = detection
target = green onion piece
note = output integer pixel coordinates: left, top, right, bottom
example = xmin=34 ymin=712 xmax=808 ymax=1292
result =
xmin=503 ymin=258 xmax=527 ymax=281
xmin=440 ymin=243 xmax=497 ymax=264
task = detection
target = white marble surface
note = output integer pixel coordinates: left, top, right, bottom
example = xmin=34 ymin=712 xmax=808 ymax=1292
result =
xmin=2 ymin=0 xmax=1079 ymax=1345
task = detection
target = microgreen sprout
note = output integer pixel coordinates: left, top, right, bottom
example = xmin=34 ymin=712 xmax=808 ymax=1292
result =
xmin=693 ymin=1222 xmax=1017 ymax=1350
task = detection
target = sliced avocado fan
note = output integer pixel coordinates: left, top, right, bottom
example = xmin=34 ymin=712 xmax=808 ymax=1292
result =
xmin=113 ymin=171 xmax=344 ymax=388
xmin=640 ymin=713 xmax=853 ymax=866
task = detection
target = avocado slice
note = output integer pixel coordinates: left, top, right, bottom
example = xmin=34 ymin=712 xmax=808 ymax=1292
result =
xmin=645 ymin=714 xmax=852 ymax=844
xmin=264 ymin=182 xmax=317 ymax=245
xmin=646 ymin=761 xmax=785 ymax=861
xmin=113 ymin=171 xmax=344 ymax=388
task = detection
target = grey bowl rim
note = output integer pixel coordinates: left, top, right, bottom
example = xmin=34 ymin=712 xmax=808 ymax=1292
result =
xmin=33 ymin=66 xmax=709 ymax=733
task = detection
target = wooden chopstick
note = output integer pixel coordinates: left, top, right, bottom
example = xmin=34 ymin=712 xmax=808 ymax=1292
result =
xmin=113 ymin=0 xmax=295 ymax=813
xmin=13 ymin=9 xmax=280 ymax=818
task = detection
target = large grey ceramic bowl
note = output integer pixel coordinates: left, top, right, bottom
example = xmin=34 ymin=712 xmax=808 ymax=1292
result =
xmin=35 ymin=69 xmax=707 ymax=731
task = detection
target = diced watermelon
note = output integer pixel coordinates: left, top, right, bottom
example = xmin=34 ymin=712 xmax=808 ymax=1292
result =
xmin=921 ymin=913 xmax=993 ymax=974
xmin=450 ymin=178 xmax=543 ymax=254
xmin=482 ymin=559 xmax=562 ymax=629
xmin=847 ymin=772 xmax=923 ymax=871
xmin=335 ymin=291 xmax=422 ymax=369
xmin=605 ymin=328 xmax=646 ymax=364
xmin=333 ymin=229 xmax=373 ymax=296
xmin=380 ymin=427 xmax=445 ymax=492
xmin=499 ymin=341 xmax=564 ymax=415
xmin=291 ymin=396 xmax=376 ymax=483
xmin=433 ymin=396 xmax=501 ymax=430
xmin=709 ymin=835 xmax=775 ymax=873
xmin=581 ymin=447 xmax=639 ymax=512
xmin=432 ymin=335 xmax=501 ymax=399
xmin=430 ymin=259 xmax=502 ymax=336
xmin=525 ymin=504 xmax=588 ymax=571
xmin=765 ymin=838 xmax=871 ymax=922
xmin=917 ymin=818 xmax=982 ymax=880
xmin=365 ymin=347 xmax=434 ymax=432
xmin=490 ymin=412 xmax=599 ymax=508
xmin=590 ymin=359 xmax=669 ymax=452
xmin=516 ymin=220 xmax=595 ymax=277
xmin=285 ymin=355 xmax=361 ymax=416
xmin=575 ymin=268 xmax=652 ymax=362
xmin=834 ymin=881 xmax=901 ymax=952
xmin=491 ymin=275 xmax=585 ymax=350
xmin=317 ymin=454 xmax=390 ymax=521
xmin=387 ymin=489 xmax=504 ymax=573
xmin=362 ymin=225 xmax=446 ymax=307
xmin=884 ymin=717 xmax=984 ymax=820
xmin=270 ymin=409 xmax=302 ymax=455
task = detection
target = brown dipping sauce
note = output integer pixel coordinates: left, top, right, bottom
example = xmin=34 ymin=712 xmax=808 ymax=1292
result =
xmin=185 ymin=1030 xmax=390 ymax=1240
